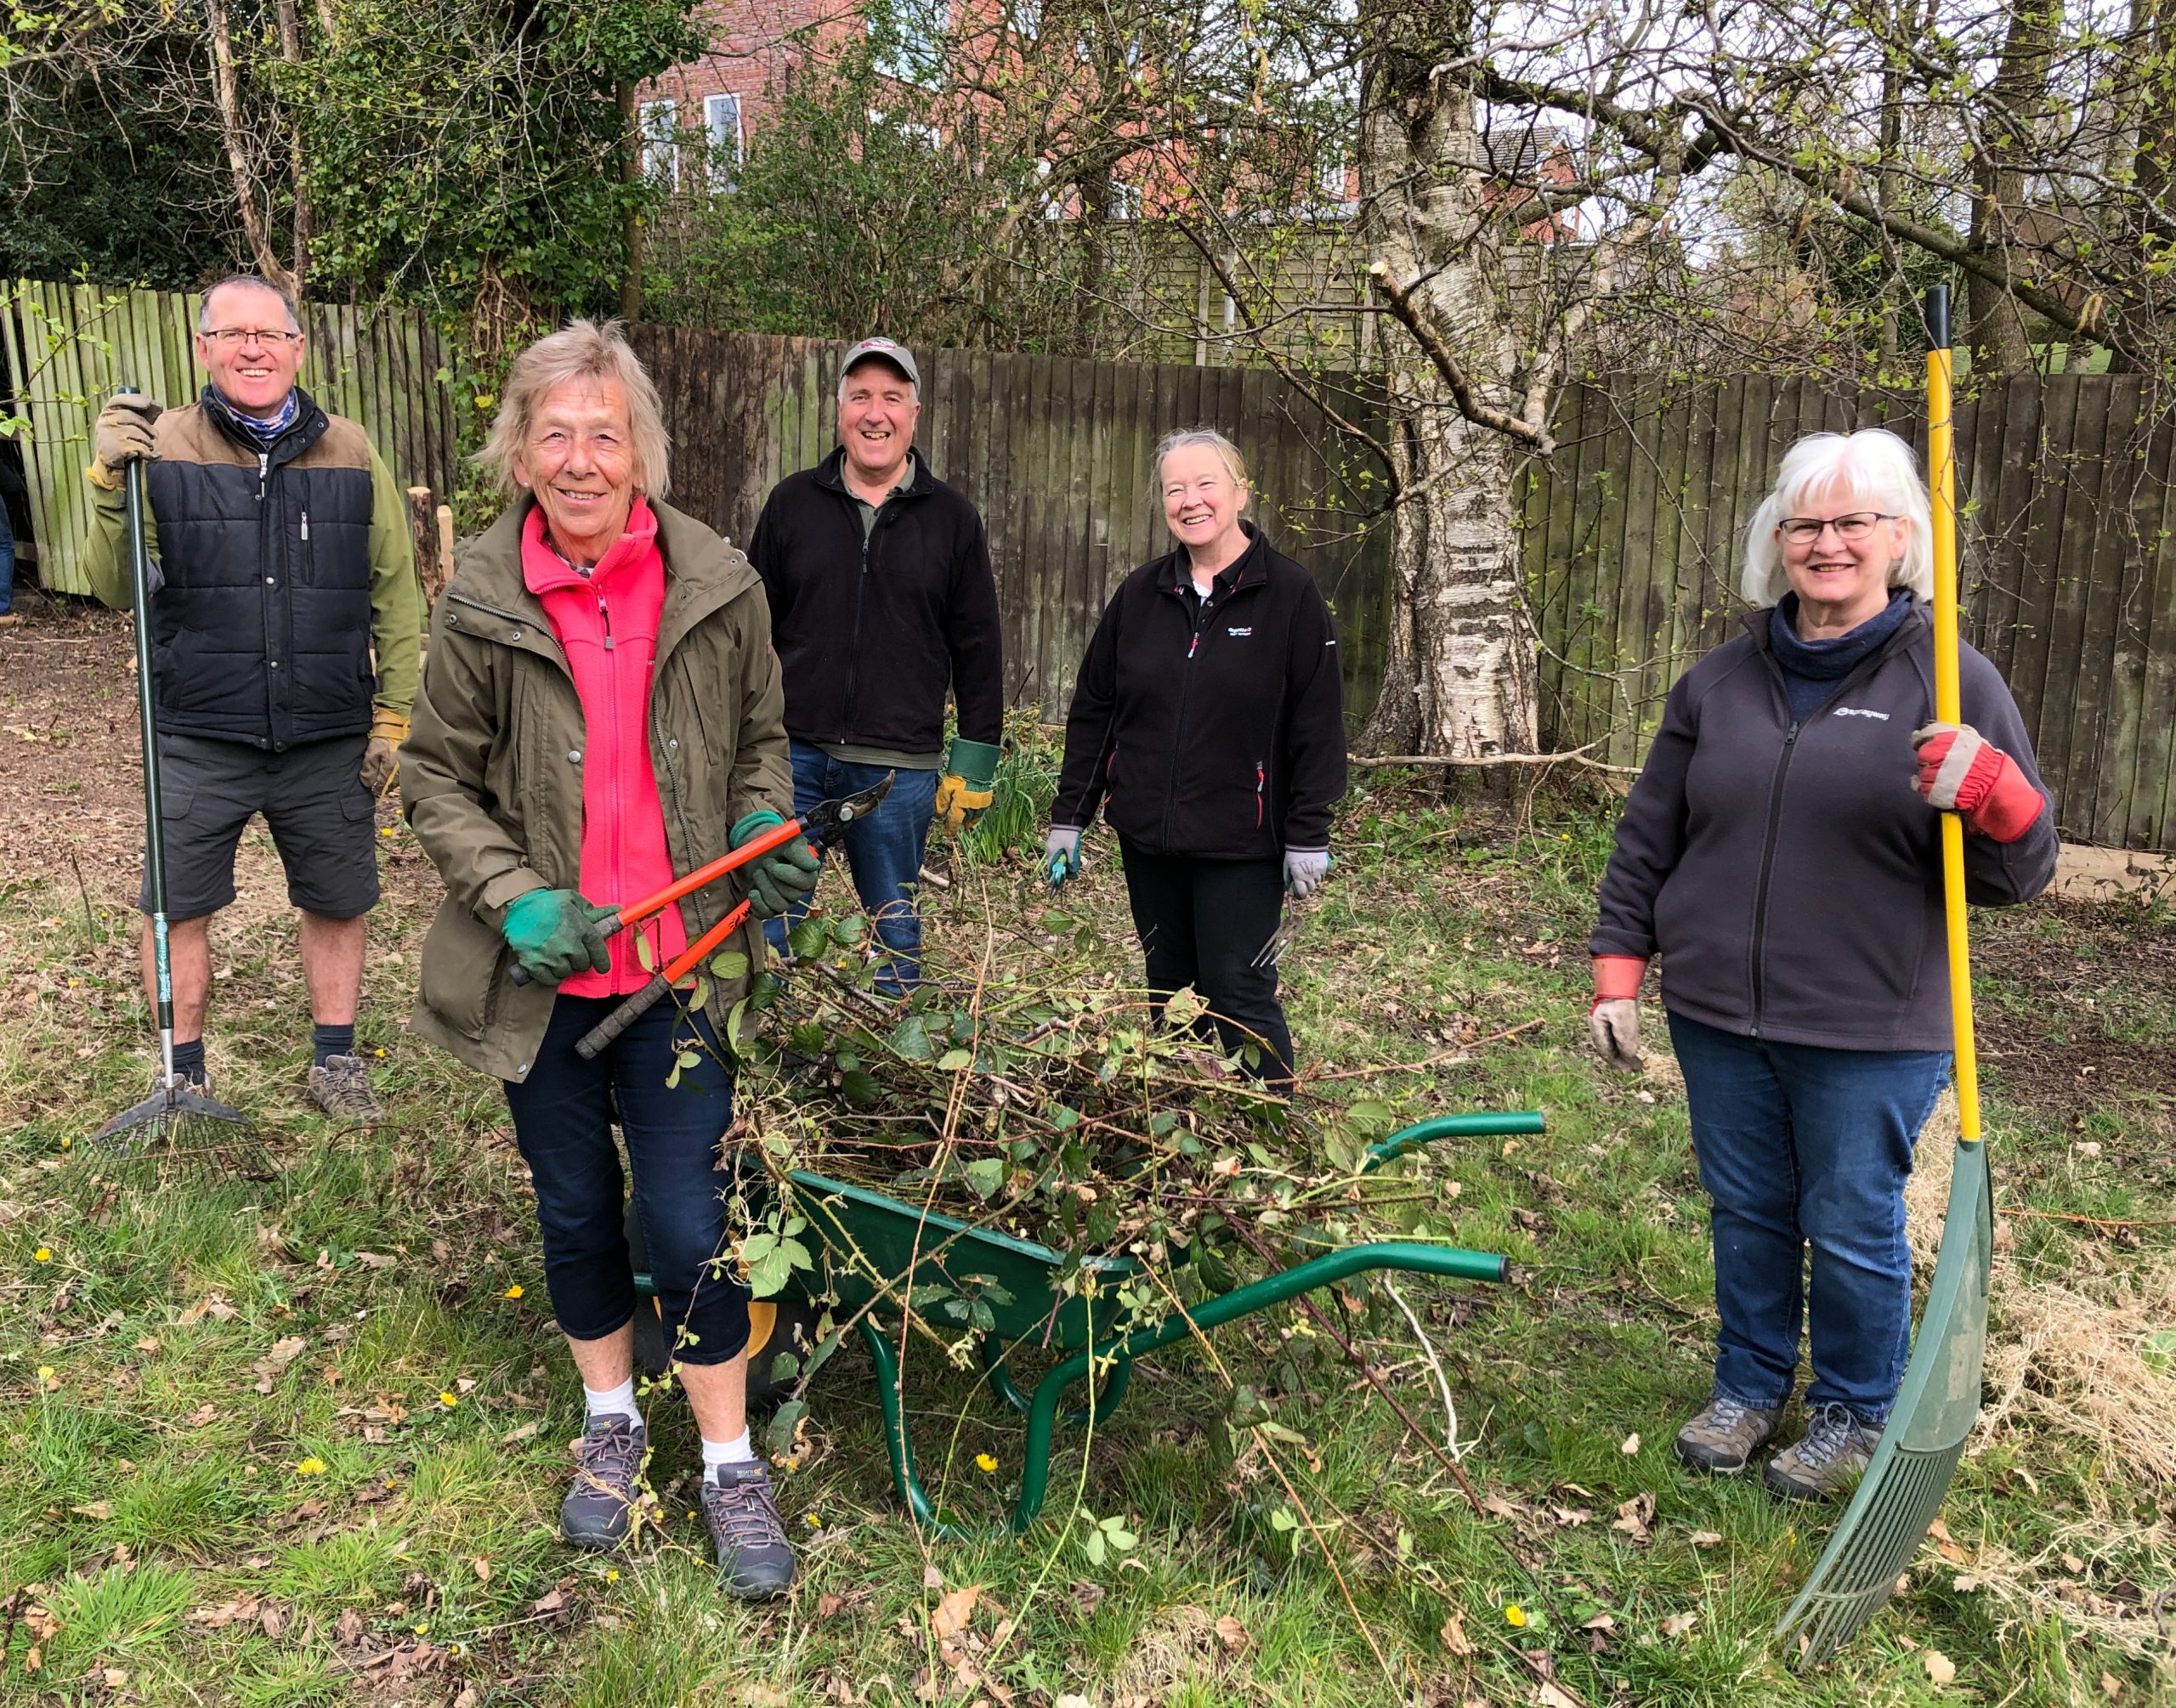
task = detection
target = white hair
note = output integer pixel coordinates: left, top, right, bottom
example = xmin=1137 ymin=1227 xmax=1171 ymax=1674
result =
xmin=474 ymin=318 xmax=671 ymax=500
xmin=1153 ymin=427 xmax=1250 ymax=492
xmin=1740 ymin=428 xmax=1934 ymax=608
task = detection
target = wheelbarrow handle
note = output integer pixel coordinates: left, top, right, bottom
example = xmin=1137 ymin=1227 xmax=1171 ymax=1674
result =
xmin=1360 ymin=1111 xmax=1545 ymax=1174
xmin=510 ymin=817 xmax=808 ymax=987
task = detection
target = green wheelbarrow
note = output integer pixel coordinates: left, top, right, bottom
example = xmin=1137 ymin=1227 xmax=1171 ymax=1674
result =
xmin=737 ymin=1110 xmax=1539 ymax=1532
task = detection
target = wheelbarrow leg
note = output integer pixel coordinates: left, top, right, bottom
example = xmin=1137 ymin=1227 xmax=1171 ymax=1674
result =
xmin=978 ymin=1337 xmax=1132 ymax=1424
xmin=858 ymin=1317 xmax=941 ymax=1530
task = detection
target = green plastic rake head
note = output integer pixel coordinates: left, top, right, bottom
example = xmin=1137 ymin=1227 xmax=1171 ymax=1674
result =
xmin=1776 ymin=280 xmax=1995 ymax=1666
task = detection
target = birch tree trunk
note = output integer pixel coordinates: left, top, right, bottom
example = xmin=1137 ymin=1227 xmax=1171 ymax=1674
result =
xmin=1355 ymin=0 xmax=1538 ymax=761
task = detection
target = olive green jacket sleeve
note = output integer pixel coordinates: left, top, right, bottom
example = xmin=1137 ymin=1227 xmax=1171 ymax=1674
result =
xmin=76 ymin=478 xmax=143 ymax=611
xmin=366 ymin=444 xmax=422 ymax=718
xmin=399 ymin=597 xmax=551 ymax=927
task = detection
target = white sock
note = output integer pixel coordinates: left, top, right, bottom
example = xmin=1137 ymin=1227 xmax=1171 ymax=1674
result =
xmin=702 ymin=1429 xmax=756 ymax=1480
xmin=583 ymin=1377 xmax=641 ymax=1427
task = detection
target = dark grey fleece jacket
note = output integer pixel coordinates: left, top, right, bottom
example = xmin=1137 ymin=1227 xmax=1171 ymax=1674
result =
xmin=1590 ymin=602 xmax=2058 ymax=1052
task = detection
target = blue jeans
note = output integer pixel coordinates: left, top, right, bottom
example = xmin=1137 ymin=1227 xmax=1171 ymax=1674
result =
xmin=1667 ymin=1011 xmax=1952 ymax=1424
xmin=764 ymin=739 xmax=939 ymax=991
xmin=502 ymin=996 xmax=749 ymax=1366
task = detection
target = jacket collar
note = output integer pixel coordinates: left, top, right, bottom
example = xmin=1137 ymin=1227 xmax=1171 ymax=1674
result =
xmin=447 ymin=495 xmax=760 ymax=665
xmin=1742 ymin=596 xmax=1928 ymax=657
xmin=199 ymin=382 xmax=329 ymax=467
xmin=813 ymin=443 xmax=938 ymax=500
xmin=1157 ymin=522 xmax=1267 ymax=597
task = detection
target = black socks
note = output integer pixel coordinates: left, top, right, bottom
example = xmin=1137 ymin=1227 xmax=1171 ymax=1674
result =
xmin=312 ymin=1023 xmax=355 ymax=1067
xmin=170 ymin=1038 xmax=207 ymax=1086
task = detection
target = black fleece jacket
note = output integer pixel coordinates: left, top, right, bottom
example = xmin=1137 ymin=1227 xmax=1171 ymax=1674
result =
xmin=748 ymin=446 xmax=1004 ymax=752
xmin=1051 ymin=527 xmax=1347 ymax=860
xmin=1590 ymin=602 xmax=2059 ymax=1052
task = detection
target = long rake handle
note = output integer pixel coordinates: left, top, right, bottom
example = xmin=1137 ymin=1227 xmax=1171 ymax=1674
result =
xmin=120 ymin=403 xmax=175 ymax=1084
xmin=1925 ymin=291 xmax=1983 ymax=1146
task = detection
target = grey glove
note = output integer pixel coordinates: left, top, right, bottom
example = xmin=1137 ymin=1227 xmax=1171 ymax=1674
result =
xmin=1044 ymin=827 xmax=1081 ymax=889
xmin=93 ymin=394 xmax=163 ymax=475
xmin=1589 ymin=998 xmax=1641 ymax=1072
xmin=1283 ymin=848 xmax=1330 ymax=898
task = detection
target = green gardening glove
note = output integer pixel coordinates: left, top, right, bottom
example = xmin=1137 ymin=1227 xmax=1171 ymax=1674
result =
xmin=501 ymin=888 xmax=615 ymax=984
xmin=934 ymin=738 xmax=1001 ymax=834
xmin=731 ymin=810 xmax=823 ymax=921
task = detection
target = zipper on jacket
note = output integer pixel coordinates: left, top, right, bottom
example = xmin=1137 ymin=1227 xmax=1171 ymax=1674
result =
xmin=1746 ymin=717 xmax=1800 ymax=1037
xmin=837 ymin=523 xmax=874 ymax=737
xmin=1255 ymin=761 xmax=1266 ymax=828
xmin=299 ymin=510 xmax=309 ymax=542
xmin=1159 ymin=585 xmax=1217 ymax=847
xmin=256 ymin=452 xmax=268 ymax=501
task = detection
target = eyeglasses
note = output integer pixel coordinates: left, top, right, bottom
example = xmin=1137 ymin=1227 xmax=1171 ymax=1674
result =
xmin=1777 ymin=512 xmax=1897 ymax=542
xmin=201 ymin=327 xmax=302 ymax=347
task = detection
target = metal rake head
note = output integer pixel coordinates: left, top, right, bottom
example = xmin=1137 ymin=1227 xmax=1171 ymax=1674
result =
xmin=91 ymin=1076 xmax=251 ymax=1157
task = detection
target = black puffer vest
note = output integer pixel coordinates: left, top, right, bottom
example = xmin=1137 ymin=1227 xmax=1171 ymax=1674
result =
xmin=145 ymin=385 xmax=377 ymax=749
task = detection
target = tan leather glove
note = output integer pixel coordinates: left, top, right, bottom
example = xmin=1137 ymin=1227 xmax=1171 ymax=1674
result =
xmin=361 ymin=707 xmax=410 ymax=800
xmin=88 ymin=395 xmax=164 ymax=489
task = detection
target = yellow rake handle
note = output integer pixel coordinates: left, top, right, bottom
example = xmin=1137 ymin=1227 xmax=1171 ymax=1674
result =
xmin=1926 ymin=292 xmax=1981 ymax=1146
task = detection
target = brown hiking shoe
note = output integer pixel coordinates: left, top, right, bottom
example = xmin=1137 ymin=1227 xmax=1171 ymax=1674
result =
xmin=307 ymin=1055 xmax=385 ymax=1125
xmin=1763 ymin=1403 xmax=1876 ymax=1501
xmin=1673 ymin=1391 xmax=1784 ymax=1474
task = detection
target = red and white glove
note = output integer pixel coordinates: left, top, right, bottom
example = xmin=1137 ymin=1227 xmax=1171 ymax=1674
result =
xmin=1589 ymin=955 xmax=1648 ymax=1072
xmin=1910 ymin=721 xmax=2046 ymax=843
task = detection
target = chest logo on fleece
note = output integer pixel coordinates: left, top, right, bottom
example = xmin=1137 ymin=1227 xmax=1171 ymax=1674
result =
xmin=1227 ymin=626 xmax=1253 ymax=637
xmin=1833 ymin=707 xmax=1890 ymax=720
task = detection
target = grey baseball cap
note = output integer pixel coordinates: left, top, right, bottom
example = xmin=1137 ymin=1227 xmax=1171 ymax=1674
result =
xmin=842 ymin=336 xmax=919 ymax=387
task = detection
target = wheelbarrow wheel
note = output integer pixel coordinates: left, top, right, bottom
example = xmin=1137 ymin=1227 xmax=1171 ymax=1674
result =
xmin=623 ymin=1197 xmax=821 ymax=1409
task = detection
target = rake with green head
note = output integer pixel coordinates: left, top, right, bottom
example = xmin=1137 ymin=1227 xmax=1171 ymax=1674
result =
xmin=1775 ymin=282 xmax=1993 ymax=1666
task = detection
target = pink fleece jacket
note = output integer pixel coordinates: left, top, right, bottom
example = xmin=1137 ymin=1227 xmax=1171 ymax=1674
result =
xmin=522 ymin=497 xmax=687 ymax=996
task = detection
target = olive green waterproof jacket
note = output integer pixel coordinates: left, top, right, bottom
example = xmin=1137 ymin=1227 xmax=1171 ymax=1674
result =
xmin=400 ymin=496 xmax=792 ymax=1081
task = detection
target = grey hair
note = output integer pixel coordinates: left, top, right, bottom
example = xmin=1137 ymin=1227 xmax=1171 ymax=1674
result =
xmin=1153 ymin=427 xmax=1250 ymax=493
xmin=196 ymin=275 xmax=301 ymax=335
xmin=474 ymin=319 xmax=672 ymax=500
xmin=1741 ymin=428 xmax=1934 ymax=608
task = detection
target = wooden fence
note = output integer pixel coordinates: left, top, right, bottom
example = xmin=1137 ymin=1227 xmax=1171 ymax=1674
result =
xmin=626 ymin=323 xmax=1397 ymax=722
xmin=5 ymin=282 xmax=2171 ymax=849
xmin=2 ymin=280 xmax=457 ymax=596
xmin=1526 ymin=373 xmax=2176 ymax=851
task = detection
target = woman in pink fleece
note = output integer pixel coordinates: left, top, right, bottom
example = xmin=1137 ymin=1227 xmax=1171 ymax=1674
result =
xmin=403 ymin=320 xmax=816 ymax=1598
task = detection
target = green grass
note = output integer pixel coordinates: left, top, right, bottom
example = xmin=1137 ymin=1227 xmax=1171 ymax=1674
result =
xmin=0 ymin=783 xmax=2169 ymax=1705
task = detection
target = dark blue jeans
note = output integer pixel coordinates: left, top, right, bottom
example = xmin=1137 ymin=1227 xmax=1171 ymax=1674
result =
xmin=764 ymin=739 xmax=939 ymax=991
xmin=502 ymin=996 xmax=749 ymax=1366
xmin=1668 ymin=1011 xmax=1951 ymax=1424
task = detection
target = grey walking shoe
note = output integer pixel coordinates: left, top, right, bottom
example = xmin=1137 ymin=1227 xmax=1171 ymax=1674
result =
xmin=700 ymin=1462 xmax=797 ymax=1600
xmin=1764 ymin=1402 xmax=1877 ymax=1501
xmin=561 ymin=1417 xmax=647 ymax=1548
xmin=1672 ymin=1390 xmax=1785 ymax=1474
xmin=307 ymin=1054 xmax=385 ymax=1125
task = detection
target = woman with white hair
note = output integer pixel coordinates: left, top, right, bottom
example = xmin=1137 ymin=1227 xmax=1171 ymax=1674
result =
xmin=1046 ymin=427 xmax=1347 ymax=1093
xmin=402 ymin=320 xmax=810 ymax=1597
xmin=1588 ymin=427 xmax=2056 ymax=1500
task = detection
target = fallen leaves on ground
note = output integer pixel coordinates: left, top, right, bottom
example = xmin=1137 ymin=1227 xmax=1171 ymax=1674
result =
xmin=1611 ymin=1491 xmax=1655 ymax=1543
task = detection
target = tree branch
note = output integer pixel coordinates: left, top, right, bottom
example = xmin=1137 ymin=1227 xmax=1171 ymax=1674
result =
xmin=1365 ymin=261 xmax=1553 ymax=452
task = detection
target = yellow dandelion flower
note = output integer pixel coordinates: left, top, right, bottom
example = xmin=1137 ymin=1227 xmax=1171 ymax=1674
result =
xmin=37 ymin=1366 xmax=54 ymax=1381
xmin=604 ymin=1568 xmax=620 ymax=1582
xmin=33 ymin=1247 xmax=52 ymax=1263
xmin=503 ymin=1284 xmax=524 ymax=1299
xmin=295 ymin=1457 xmax=327 ymax=1475
xmin=1504 ymin=1604 xmax=1527 ymax=1628
xmin=804 ymin=1512 xmax=820 ymax=1527
xmin=413 ymin=1622 xmax=429 ymax=1635
xmin=439 ymin=1391 xmax=457 ymax=1407
xmin=975 ymin=1453 xmax=998 ymax=1473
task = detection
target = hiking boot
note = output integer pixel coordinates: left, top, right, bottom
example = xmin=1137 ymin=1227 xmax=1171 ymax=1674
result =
xmin=1764 ymin=1402 xmax=1877 ymax=1502
xmin=561 ymin=1417 xmax=646 ymax=1548
xmin=307 ymin=1055 xmax=384 ymax=1125
xmin=1673 ymin=1391 xmax=1784 ymax=1475
xmin=700 ymin=1461 xmax=797 ymax=1600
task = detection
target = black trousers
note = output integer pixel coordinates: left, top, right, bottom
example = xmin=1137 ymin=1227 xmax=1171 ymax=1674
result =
xmin=1118 ymin=842 xmax=1294 ymax=1088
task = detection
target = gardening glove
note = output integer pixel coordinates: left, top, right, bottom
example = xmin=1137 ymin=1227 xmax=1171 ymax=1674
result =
xmin=1284 ymin=848 xmax=1330 ymax=898
xmin=1044 ymin=826 xmax=1081 ymax=890
xmin=501 ymin=887 xmax=615 ymax=984
xmin=730 ymin=809 xmax=822 ymax=920
xmin=1589 ymin=955 xmax=1647 ymax=1072
xmin=1911 ymin=721 xmax=2046 ymax=843
xmin=933 ymin=737 xmax=1000 ymax=834
xmin=88 ymin=393 xmax=163 ymax=489
xmin=361 ymin=706 xmax=409 ymax=800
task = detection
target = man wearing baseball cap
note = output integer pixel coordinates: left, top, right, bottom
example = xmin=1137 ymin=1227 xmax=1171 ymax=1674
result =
xmin=748 ymin=337 xmax=1004 ymax=990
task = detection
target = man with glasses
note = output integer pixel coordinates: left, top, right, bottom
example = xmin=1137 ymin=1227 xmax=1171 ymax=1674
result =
xmin=81 ymin=274 xmax=421 ymax=1123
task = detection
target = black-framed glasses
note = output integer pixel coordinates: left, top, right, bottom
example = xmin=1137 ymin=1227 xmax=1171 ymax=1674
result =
xmin=201 ymin=326 xmax=302 ymax=347
xmin=1777 ymin=512 xmax=1897 ymax=542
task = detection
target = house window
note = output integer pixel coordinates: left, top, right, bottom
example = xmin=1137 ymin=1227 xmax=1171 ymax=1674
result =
xmin=1107 ymin=179 xmax=1142 ymax=221
xmin=870 ymin=0 xmax=949 ymax=86
xmin=705 ymin=93 xmax=744 ymax=189
xmin=1013 ymin=0 xmax=1040 ymax=37
xmin=639 ymin=99 xmax=679 ymax=189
